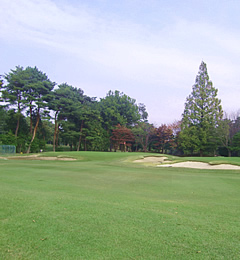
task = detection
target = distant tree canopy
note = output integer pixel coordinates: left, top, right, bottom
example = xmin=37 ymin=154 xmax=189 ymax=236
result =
xmin=1 ymin=63 xmax=240 ymax=156
xmin=99 ymin=90 xmax=141 ymax=129
xmin=0 ymin=66 xmax=147 ymax=153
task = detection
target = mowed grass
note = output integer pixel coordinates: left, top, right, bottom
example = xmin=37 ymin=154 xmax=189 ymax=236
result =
xmin=0 ymin=152 xmax=240 ymax=259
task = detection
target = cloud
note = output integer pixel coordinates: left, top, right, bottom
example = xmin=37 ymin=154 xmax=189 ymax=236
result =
xmin=0 ymin=0 xmax=94 ymax=43
xmin=0 ymin=0 xmax=239 ymax=124
xmin=1 ymin=0 xmax=236 ymax=76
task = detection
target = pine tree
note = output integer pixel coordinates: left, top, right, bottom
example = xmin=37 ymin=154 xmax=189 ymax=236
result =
xmin=2 ymin=66 xmax=29 ymax=137
xmin=180 ymin=61 xmax=223 ymax=156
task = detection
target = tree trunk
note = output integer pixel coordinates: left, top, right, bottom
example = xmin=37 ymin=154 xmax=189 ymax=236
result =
xmin=228 ymin=149 xmax=232 ymax=157
xmin=53 ymin=111 xmax=59 ymax=152
xmin=27 ymin=110 xmax=40 ymax=153
xmin=77 ymin=120 xmax=84 ymax=151
xmin=15 ymin=116 xmax=20 ymax=137
xmin=56 ymin=124 xmax=60 ymax=149
xmin=30 ymin=104 xmax=33 ymax=134
xmin=143 ymin=136 xmax=149 ymax=152
xmin=108 ymin=130 xmax=112 ymax=152
xmin=15 ymin=102 xmax=21 ymax=137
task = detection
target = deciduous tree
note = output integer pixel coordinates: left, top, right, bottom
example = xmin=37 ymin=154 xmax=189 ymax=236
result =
xmin=100 ymin=90 xmax=141 ymax=130
xmin=132 ymin=122 xmax=153 ymax=152
xmin=152 ymin=124 xmax=174 ymax=154
xmin=111 ymin=124 xmax=135 ymax=152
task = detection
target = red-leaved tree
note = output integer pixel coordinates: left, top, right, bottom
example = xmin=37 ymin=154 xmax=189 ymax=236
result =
xmin=152 ymin=124 xmax=174 ymax=153
xmin=111 ymin=124 xmax=135 ymax=152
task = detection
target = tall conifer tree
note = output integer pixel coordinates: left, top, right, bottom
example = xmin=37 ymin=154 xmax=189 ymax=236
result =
xmin=180 ymin=61 xmax=223 ymax=155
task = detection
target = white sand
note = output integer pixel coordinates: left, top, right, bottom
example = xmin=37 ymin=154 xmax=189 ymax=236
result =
xmin=158 ymin=161 xmax=240 ymax=170
xmin=134 ymin=156 xmax=240 ymax=170
xmin=0 ymin=155 xmax=76 ymax=161
xmin=134 ymin=156 xmax=169 ymax=163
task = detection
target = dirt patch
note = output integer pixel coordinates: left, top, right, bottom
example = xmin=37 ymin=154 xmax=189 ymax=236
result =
xmin=158 ymin=161 xmax=240 ymax=170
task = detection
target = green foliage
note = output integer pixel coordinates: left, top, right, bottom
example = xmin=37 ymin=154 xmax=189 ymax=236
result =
xmin=178 ymin=126 xmax=199 ymax=154
xmin=29 ymin=137 xmax=46 ymax=153
xmin=16 ymin=134 xmax=28 ymax=153
xmin=23 ymin=67 xmax=55 ymax=153
xmin=132 ymin=122 xmax=153 ymax=152
xmin=81 ymin=116 xmax=110 ymax=151
xmin=0 ymin=76 xmax=3 ymax=89
xmin=5 ymin=109 xmax=29 ymax=135
xmin=180 ymin=62 xmax=223 ymax=155
xmin=99 ymin=90 xmax=141 ymax=129
xmin=1 ymin=66 xmax=30 ymax=137
xmin=1 ymin=66 xmax=55 ymax=153
xmin=4 ymin=63 xmax=240 ymax=157
xmin=138 ymin=103 xmax=148 ymax=121
xmin=0 ymin=108 xmax=29 ymax=152
xmin=216 ymin=119 xmax=230 ymax=147
xmin=0 ymin=106 xmax=7 ymax=134
xmin=49 ymin=84 xmax=103 ymax=152
xmin=1 ymin=65 xmax=150 ymax=153
xmin=40 ymin=120 xmax=55 ymax=142
xmin=231 ymin=131 xmax=240 ymax=155
xmin=1 ymin=66 xmax=28 ymax=111
xmin=0 ymin=131 xmax=17 ymax=145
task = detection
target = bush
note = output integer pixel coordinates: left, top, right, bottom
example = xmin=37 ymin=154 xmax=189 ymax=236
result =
xmin=30 ymin=138 xmax=46 ymax=153
xmin=0 ymin=131 xmax=17 ymax=146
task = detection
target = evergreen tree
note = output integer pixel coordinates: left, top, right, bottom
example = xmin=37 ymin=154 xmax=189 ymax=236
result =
xmin=47 ymin=83 xmax=80 ymax=152
xmin=0 ymin=106 xmax=7 ymax=135
xmin=1 ymin=66 xmax=29 ymax=137
xmin=231 ymin=131 xmax=240 ymax=156
xmin=179 ymin=61 xmax=223 ymax=156
xmin=24 ymin=67 xmax=55 ymax=153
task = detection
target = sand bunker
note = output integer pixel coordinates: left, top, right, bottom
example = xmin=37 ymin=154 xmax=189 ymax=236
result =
xmin=0 ymin=155 xmax=76 ymax=161
xmin=134 ymin=156 xmax=170 ymax=163
xmin=134 ymin=156 xmax=240 ymax=170
xmin=158 ymin=161 xmax=240 ymax=170
xmin=29 ymin=156 xmax=76 ymax=161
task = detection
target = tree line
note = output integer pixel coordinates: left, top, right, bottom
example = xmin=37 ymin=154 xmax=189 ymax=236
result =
xmin=0 ymin=62 xmax=240 ymax=156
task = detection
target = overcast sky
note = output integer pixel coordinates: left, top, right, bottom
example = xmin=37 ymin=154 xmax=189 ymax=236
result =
xmin=0 ymin=0 xmax=240 ymax=125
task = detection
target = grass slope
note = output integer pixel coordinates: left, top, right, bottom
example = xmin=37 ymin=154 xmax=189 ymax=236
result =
xmin=0 ymin=152 xmax=240 ymax=259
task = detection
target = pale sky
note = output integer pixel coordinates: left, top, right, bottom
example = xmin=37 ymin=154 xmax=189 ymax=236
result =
xmin=0 ymin=0 xmax=240 ymax=125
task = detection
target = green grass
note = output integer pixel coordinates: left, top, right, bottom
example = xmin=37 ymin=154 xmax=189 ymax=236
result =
xmin=1 ymin=152 xmax=240 ymax=259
